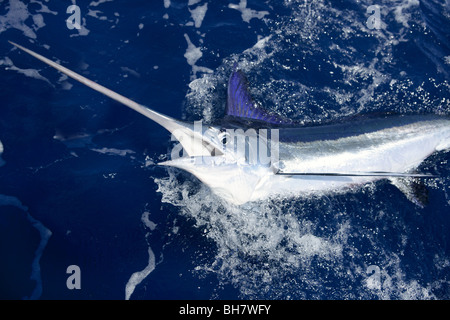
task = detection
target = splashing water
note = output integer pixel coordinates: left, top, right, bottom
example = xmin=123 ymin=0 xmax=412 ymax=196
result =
xmin=155 ymin=0 xmax=450 ymax=299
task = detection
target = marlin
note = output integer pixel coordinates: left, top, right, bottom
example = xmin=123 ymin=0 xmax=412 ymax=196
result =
xmin=9 ymin=42 xmax=450 ymax=206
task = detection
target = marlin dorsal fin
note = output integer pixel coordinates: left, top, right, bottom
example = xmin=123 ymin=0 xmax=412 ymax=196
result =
xmin=226 ymin=68 xmax=293 ymax=125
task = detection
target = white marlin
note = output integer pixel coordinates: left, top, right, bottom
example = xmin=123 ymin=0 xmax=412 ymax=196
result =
xmin=9 ymin=42 xmax=450 ymax=206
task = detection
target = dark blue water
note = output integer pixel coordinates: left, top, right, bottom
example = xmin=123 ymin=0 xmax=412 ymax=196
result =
xmin=0 ymin=0 xmax=449 ymax=300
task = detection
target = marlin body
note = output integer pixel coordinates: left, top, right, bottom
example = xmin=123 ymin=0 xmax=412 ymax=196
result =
xmin=9 ymin=42 xmax=450 ymax=206
xmin=166 ymin=113 xmax=450 ymax=205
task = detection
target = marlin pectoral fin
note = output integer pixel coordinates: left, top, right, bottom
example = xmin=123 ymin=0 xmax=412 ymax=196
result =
xmin=275 ymin=171 xmax=437 ymax=178
xmin=389 ymin=177 xmax=429 ymax=208
xmin=276 ymin=170 xmax=434 ymax=207
xmin=9 ymin=41 xmax=221 ymax=157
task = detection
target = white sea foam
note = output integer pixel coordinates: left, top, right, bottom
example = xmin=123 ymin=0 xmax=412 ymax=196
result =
xmin=91 ymin=147 xmax=136 ymax=157
xmin=141 ymin=211 xmax=157 ymax=231
xmin=125 ymin=245 xmax=156 ymax=300
xmin=154 ymin=169 xmax=349 ymax=298
xmin=89 ymin=0 xmax=114 ymax=7
xmin=393 ymin=0 xmax=420 ymax=28
xmin=164 ymin=0 xmax=171 ymax=9
xmin=0 ymin=0 xmax=57 ymax=39
xmin=34 ymin=2 xmax=58 ymax=15
xmin=87 ymin=9 xmax=108 ymax=21
xmin=364 ymin=252 xmax=436 ymax=299
xmin=189 ymin=3 xmax=208 ymax=28
xmin=121 ymin=66 xmax=141 ymax=78
xmin=0 ymin=194 xmax=52 ymax=300
xmin=0 ymin=0 xmax=42 ymax=39
xmin=124 ymin=208 xmax=160 ymax=299
xmin=183 ymin=33 xmax=213 ymax=79
xmin=32 ymin=14 xmax=45 ymax=29
xmin=0 ymin=56 xmax=52 ymax=85
xmin=184 ymin=33 xmax=202 ymax=66
xmin=188 ymin=0 xmax=201 ymax=6
xmin=228 ymin=0 xmax=269 ymax=23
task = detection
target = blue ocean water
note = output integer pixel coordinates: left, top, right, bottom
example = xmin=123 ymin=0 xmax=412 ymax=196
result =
xmin=0 ymin=0 xmax=449 ymax=300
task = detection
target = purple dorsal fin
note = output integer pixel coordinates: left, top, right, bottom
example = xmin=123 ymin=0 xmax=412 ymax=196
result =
xmin=226 ymin=69 xmax=293 ymax=125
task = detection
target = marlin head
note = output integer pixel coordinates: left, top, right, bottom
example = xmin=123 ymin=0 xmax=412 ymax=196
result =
xmin=159 ymin=122 xmax=280 ymax=205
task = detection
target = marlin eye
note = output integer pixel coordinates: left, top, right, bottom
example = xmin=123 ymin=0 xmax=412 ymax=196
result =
xmin=219 ymin=131 xmax=230 ymax=145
